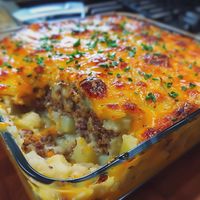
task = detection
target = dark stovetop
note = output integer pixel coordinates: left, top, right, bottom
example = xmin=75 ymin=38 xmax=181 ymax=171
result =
xmin=4 ymin=0 xmax=200 ymax=34
xmin=1 ymin=0 xmax=200 ymax=34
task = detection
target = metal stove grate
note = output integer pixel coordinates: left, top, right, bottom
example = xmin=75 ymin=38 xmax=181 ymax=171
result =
xmin=119 ymin=0 xmax=200 ymax=34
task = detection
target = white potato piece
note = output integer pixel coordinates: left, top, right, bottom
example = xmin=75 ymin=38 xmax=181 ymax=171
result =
xmin=120 ymin=134 xmax=138 ymax=154
xmin=26 ymin=151 xmax=51 ymax=176
xmin=103 ymin=117 xmax=132 ymax=133
xmin=71 ymin=137 xmax=97 ymax=164
xmin=46 ymin=154 xmax=72 ymax=178
xmin=52 ymin=111 xmax=75 ymax=134
xmin=15 ymin=112 xmax=41 ymax=130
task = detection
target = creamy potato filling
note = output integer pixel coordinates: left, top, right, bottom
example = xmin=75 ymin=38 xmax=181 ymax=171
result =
xmin=0 ymin=82 xmax=138 ymax=178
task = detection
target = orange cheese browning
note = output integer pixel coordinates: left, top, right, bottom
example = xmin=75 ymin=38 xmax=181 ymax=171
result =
xmin=0 ymin=14 xmax=199 ymax=143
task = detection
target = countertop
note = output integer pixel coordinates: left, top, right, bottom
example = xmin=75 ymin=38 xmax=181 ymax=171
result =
xmin=0 ymin=143 xmax=200 ymax=200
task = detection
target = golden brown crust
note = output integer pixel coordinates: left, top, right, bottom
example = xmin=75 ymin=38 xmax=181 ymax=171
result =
xmin=0 ymin=14 xmax=199 ymax=141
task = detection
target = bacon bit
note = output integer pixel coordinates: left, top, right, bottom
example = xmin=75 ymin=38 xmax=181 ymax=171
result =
xmin=0 ymin=70 xmax=8 ymax=77
xmin=194 ymin=66 xmax=200 ymax=73
xmin=21 ymin=129 xmax=33 ymax=136
xmin=110 ymin=23 xmax=122 ymax=31
xmin=174 ymin=102 xmax=197 ymax=119
xmin=96 ymin=173 xmax=108 ymax=184
xmin=90 ymin=54 xmax=107 ymax=63
xmin=0 ymin=84 xmax=7 ymax=90
xmin=176 ymin=40 xmax=187 ymax=48
xmin=34 ymin=66 xmax=44 ymax=73
xmin=16 ymin=67 xmax=24 ymax=74
xmin=142 ymin=128 xmax=157 ymax=140
xmin=34 ymin=49 xmax=46 ymax=54
xmin=143 ymin=53 xmax=170 ymax=68
xmin=106 ymin=103 xmax=119 ymax=109
xmin=51 ymin=34 xmax=61 ymax=40
xmin=119 ymin=62 xmax=128 ymax=70
xmin=117 ymin=46 xmax=128 ymax=51
xmin=80 ymin=77 xmax=107 ymax=98
xmin=136 ymin=81 xmax=147 ymax=87
xmin=188 ymin=90 xmax=199 ymax=98
xmin=144 ymin=35 xmax=161 ymax=43
xmin=112 ymin=80 xmax=124 ymax=88
xmin=122 ymin=102 xmax=137 ymax=112
xmin=98 ymin=73 xmax=107 ymax=78
xmin=154 ymin=92 xmax=163 ymax=101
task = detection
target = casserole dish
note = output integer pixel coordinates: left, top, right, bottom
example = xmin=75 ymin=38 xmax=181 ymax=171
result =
xmin=0 ymin=12 xmax=199 ymax=200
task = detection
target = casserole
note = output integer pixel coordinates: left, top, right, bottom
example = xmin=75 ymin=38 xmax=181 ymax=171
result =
xmin=0 ymin=12 xmax=199 ymax=200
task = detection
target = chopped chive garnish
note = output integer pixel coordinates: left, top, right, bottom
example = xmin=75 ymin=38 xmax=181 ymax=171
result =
xmin=141 ymin=43 xmax=153 ymax=51
xmin=99 ymin=63 xmax=109 ymax=68
xmin=119 ymin=57 xmax=124 ymax=62
xmin=152 ymin=77 xmax=159 ymax=81
xmin=75 ymin=64 xmax=81 ymax=69
xmin=73 ymin=39 xmax=81 ymax=47
xmin=89 ymin=39 xmax=98 ymax=49
xmin=23 ymin=56 xmax=33 ymax=63
xmin=66 ymin=56 xmax=74 ymax=64
xmin=124 ymin=66 xmax=131 ymax=72
xmin=98 ymin=49 xmax=104 ymax=53
xmin=128 ymin=47 xmax=136 ymax=57
xmin=165 ymin=82 xmax=173 ymax=88
xmin=145 ymin=92 xmax=156 ymax=102
xmin=181 ymin=86 xmax=187 ymax=91
xmin=189 ymin=83 xmax=196 ymax=89
xmin=127 ymin=77 xmax=133 ymax=82
xmin=111 ymin=61 xmax=118 ymax=66
xmin=36 ymin=57 xmax=44 ymax=66
xmin=116 ymin=73 xmax=121 ymax=78
xmin=168 ymin=91 xmax=178 ymax=98
xmin=162 ymin=44 xmax=167 ymax=50
xmin=58 ymin=67 xmax=64 ymax=70
xmin=2 ymin=62 xmax=13 ymax=69
xmin=144 ymin=73 xmax=152 ymax=80
xmin=119 ymin=21 xmax=126 ymax=30
xmin=177 ymin=75 xmax=183 ymax=79
xmin=188 ymin=64 xmax=193 ymax=69
xmin=108 ymin=52 xmax=116 ymax=60
xmin=106 ymin=39 xmax=118 ymax=48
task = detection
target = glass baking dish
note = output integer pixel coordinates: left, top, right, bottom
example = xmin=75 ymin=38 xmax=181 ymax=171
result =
xmin=0 ymin=12 xmax=200 ymax=200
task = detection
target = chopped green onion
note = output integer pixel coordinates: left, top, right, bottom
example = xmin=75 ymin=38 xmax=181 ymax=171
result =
xmin=168 ymin=91 xmax=178 ymax=98
xmin=145 ymin=92 xmax=156 ymax=102
xmin=73 ymin=39 xmax=81 ymax=47
xmin=141 ymin=43 xmax=153 ymax=51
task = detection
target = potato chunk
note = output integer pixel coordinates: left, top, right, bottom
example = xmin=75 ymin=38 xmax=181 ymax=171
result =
xmin=71 ymin=137 xmax=97 ymax=163
xmin=120 ymin=134 xmax=138 ymax=154
xmin=15 ymin=112 xmax=41 ymax=130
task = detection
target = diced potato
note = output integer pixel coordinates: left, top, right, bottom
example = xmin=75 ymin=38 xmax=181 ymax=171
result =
xmin=52 ymin=111 xmax=75 ymax=134
xmin=108 ymin=137 xmax=122 ymax=157
xmin=103 ymin=117 xmax=132 ymax=133
xmin=71 ymin=164 xmax=90 ymax=178
xmin=54 ymin=135 xmax=76 ymax=154
xmin=120 ymin=134 xmax=138 ymax=154
xmin=26 ymin=151 xmax=50 ymax=175
xmin=46 ymin=154 xmax=72 ymax=178
xmin=59 ymin=115 xmax=75 ymax=133
xmin=103 ymin=120 xmax=121 ymax=132
xmin=15 ymin=112 xmax=41 ymax=130
xmin=98 ymin=155 xmax=109 ymax=165
xmin=71 ymin=137 xmax=97 ymax=164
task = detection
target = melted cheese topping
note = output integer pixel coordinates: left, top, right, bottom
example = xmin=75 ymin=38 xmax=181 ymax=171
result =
xmin=0 ymin=14 xmax=199 ymax=140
